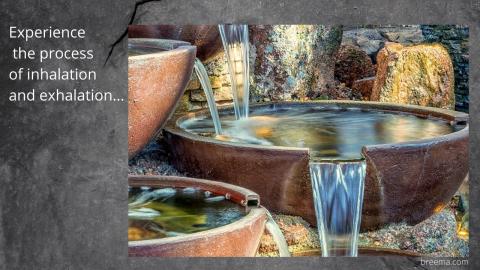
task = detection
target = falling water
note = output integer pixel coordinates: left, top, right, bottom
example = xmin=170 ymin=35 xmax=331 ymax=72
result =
xmin=309 ymin=160 xmax=366 ymax=257
xmin=194 ymin=58 xmax=223 ymax=134
xmin=264 ymin=210 xmax=291 ymax=257
xmin=219 ymin=24 xmax=250 ymax=119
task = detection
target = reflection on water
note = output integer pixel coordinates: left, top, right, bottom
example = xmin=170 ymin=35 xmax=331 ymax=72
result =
xmin=180 ymin=105 xmax=459 ymax=160
xmin=128 ymin=187 xmax=246 ymax=241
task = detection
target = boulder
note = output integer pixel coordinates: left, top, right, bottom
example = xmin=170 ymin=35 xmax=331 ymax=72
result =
xmin=334 ymin=45 xmax=375 ymax=87
xmin=249 ymin=25 xmax=343 ymax=101
xmin=371 ymin=42 xmax=455 ymax=109
xmin=352 ymin=76 xmax=376 ymax=100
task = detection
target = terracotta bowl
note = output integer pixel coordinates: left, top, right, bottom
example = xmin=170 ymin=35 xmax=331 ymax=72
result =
xmin=128 ymin=38 xmax=196 ymax=159
xmin=128 ymin=175 xmax=267 ymax=257
xmin=128 ymin=25 xmax=223 ymax=61
xmin=163 ymin=101 xmax=469 ymax=229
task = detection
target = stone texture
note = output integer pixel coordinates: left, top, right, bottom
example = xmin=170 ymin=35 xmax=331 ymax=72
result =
xmin=214 ymin=86 xmax=233 ymax=101
xmin=371 ymin=42 xmax=455 ymax=109
xmin=421 ymin=25 xmax=469 ymax=112
xmin=343 ymin=25 xmax=469 ymax=112
xmin=256 ymin=208 xmax=468 ymax=257
xmin=178 ymin=25 xmax=344 ymax=111
xmin=352 ymin=76 xmax=376 ymax=100
xmin=249 ymin=25 xmax=343 ymax=101
xmin=312 ymin=83 xmax=361 ymax=100
xmin=342 ymin=25 xmax=425 ymax=62
xmin=334 ymin=45 xmax=375 ymax=87
xmin=359 ymin=208 xmax=468 ymax=257
xmin=186 ymin=75 xmax=201 ymax=90
xmin=128 ymin=139 xmax=183 ymax=176
xmin=177 ymin=53 xmax=234 ymax=112
xmin=257 ymin=214 xmax=319 ymax=256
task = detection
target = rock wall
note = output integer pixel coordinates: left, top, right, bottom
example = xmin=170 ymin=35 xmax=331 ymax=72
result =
xmin=177 ymin=25 xmax=344 ymax=111
xmin=342 ymin=25 xmax=425 ymax=62
xmin=176 ymin=53 xmax=233 ymax=112
xmin=421 ymin=25 xmax=469 ymax=112
xmin=249 ymin=25 xmax=343 ymax=101
xmin=176 ymin=25 xmax=469 ymax=113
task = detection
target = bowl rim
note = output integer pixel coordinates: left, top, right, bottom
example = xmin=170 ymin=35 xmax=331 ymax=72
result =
xmin=128 ymin=38 xmax=195 ymax=61
xmin=128 ymin=175 xmax=266 ymax=247
xmin=164 ymin=100 xmax=469 ymax=161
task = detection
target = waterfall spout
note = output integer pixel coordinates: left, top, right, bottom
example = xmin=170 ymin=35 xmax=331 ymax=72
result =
xmin=219 ymin=24 xmax=250 ymax=119
xmin=309 ymin=160 xmax=366 ymax=256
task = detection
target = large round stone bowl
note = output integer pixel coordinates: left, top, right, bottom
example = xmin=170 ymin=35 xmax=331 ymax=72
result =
xmin=128 ymin=25 xmax=222 ymax=61
xmin=128 ymin=175 xmax=267 ymax=257
xmin=128 ymin=38 xmax=196 ymax=159
xmin=163 ymin=101 xmax=469 ymax=229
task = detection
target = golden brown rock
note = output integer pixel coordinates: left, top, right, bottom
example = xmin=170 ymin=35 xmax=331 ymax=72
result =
xmin=371 ymin=42 xmax=455 ymax=109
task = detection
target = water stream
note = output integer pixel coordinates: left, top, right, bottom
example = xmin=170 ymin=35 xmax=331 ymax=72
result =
xmin=215 ymin=25 xmax=372 ymax=257
xmin=309 ymin=160 xmax=366 ymax=256
xmin=194 ymin=58 xmax=223 ymax=134
xmin=219 ymin=24 xmax=250 ymax=119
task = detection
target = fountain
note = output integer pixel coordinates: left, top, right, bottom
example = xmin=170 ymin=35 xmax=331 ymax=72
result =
xmin=164 ymin=101 xmax=469 ymax=241
xmin=128 ymin=29 xmax=290 ymax=257
xmin=129 ymin=25 xmax=469 ymax=257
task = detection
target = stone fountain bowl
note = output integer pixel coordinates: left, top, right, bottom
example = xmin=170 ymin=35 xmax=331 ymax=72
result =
xmin=128 ymin=38 xmax=196 ymax=159
xmin=128 ymin=175 xmax=267 ymax=257
xmin=128 ymin=25 xmax=222 ymax=61
xmin=163 ymin=101 xmax=469 ymax=230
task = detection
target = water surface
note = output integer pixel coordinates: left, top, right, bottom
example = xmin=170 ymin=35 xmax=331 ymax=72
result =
xmin=180 ymin=105 xmax=459 ymax=160
xmin=128 ymin=187 xmax=246 ymax=241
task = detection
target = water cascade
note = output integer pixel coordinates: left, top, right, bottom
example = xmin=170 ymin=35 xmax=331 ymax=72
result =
xmin=194 ymin=58 xmax=223 ymax=134
xmin=197 ymin=25 xmax=456 ymax=257
xmin=217 ymin=25 xmax=367 ymax=257
xmin=219 ymin=24 xmax=250 ymax=119
xmin=309 ymin=160 xmax=366 ymax=256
